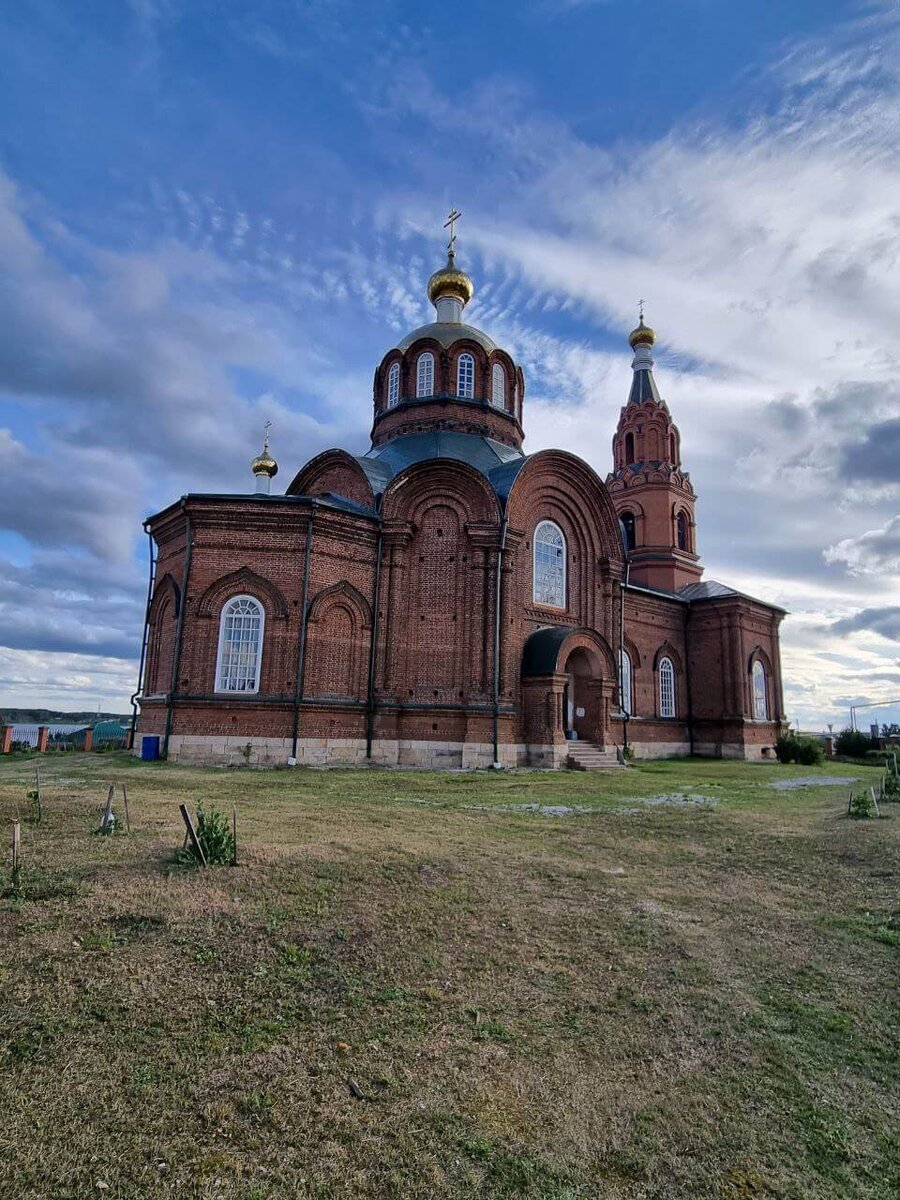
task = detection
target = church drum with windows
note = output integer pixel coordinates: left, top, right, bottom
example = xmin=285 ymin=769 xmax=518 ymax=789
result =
xmin=135 ymin=241 xmax=785 ymax=767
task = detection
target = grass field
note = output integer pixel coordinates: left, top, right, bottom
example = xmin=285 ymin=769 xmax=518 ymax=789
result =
xmin=0 ymin=753 xmax=897 ymax=1199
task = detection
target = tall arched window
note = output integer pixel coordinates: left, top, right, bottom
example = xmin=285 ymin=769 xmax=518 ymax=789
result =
xmin=752 ymin=660 xmax=768 ymax=720
xmin=620 ymin=649 xmax=633 ymax=715
xmin=624 ymin=431 xmax=635 ymax=464
xmin=387 ymin=361 xmax=400 ymax=409
xmin=669 ymin=433 xmax=677 ymax=463
xmin=215 ymin=596 xmax=264 ymax=693
xmin=456 ymin=352 xmax=475 ymax=398
xmin=621 ymin=511 xmax=636 ymax=551
xmin=533 ymin=521 xmax=566 ymax=608
xmin=491 ymin=363 xmax=506 ymax=409
xmin=658 ymin=656 xmax=676 ymax=718
xmin=676 ymin=511 xmax=689 ymax=552
xmin=416 ymin=352 xmax=434 ymax=398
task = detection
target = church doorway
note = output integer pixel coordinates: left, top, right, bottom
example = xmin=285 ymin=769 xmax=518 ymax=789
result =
xmin=563 ymin=647 xmax=595 ymax=741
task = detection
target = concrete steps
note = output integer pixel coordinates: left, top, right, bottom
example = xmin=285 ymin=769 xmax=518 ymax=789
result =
xmin=565 ymin=741 xmax=623 ymax=771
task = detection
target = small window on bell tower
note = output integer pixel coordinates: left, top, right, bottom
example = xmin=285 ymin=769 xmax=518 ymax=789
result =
xmin=621 ymin=512 xmax=636 ymax=552
xmin=677 ymin=511 xmax=689 ymax=552
xmin=625 ymin=432 xmax=635 ymax=465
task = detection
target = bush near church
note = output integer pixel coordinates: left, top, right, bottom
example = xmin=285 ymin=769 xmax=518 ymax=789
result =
xmin=775 ymin=732 xmax=824 ymax=765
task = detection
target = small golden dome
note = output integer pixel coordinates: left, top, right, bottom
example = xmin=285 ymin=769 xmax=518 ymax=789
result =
xmin=251 ymin=449 xmax=278 ymax=478
xmin=628 ymin=318 xmax=656 ymax=349
xmin=427 ymin=253 xmax=475 ymax=307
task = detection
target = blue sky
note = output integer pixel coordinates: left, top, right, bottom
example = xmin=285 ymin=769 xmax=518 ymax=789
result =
xmin=1 ymin=0 xmax=899 ymax=729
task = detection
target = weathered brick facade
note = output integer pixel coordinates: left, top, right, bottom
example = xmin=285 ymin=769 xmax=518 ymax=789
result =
xmin=136 ymin=254 xmax=785 ymax=767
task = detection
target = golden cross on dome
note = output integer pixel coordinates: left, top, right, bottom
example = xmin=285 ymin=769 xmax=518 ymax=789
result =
xmin=638 ymin=298 xmax=645 ymax=322
xmin=444 ymin=207 xmax=462 ymax=255
xmin=263 ymin=418 xmax=272 ymax=451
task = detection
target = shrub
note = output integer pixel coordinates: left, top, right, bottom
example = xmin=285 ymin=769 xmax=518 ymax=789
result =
xmin=775 ymin=733 xmax=824 ymax=765
xmin=835 ymin=729 xmax=876 ymax=757
xmin=848 ymin=788 xmax=877 ymax=819
xmin=180 ymin=804 xmax=234 ymax=866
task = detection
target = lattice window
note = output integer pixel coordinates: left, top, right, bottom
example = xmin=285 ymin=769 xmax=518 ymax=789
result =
xmin=215 ymin=596 xmax=264 ymax=693
xmin=752 ymin=660 xmax=768 ymax=720
xmin=387 ymin=361 xmax=400 ymax=408
xmin=457 ymin=353 xmax=474 ymax=398
xmin=659 ymin=656 xmax=675 ymax=718
xmin=416 ymin=352 xmax=434 ymax=397
xmin=533 ymin=521 xmax=566 ymax=608
xmin=491 ymin=363 xmax=506 ymax=409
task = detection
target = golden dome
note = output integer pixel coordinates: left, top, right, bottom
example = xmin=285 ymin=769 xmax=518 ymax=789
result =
xmin=628 ymin=318 xmax=656 ymax=349
xmin=427 ymin=253 xmax=475 ymax=307
xmin=251 ymin=447 xmax=278 ymax=478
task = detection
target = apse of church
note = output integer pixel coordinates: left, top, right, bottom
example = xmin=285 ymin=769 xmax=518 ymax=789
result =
xmin=136 ymin=219 xmax=785 ymax=768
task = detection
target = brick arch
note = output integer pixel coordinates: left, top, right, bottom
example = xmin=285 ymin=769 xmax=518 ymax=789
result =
xmin=653 ymin=641 xmax=683 ymax=675
xmin=148 ymin=571 xmax=181 ymax=621
xmin=286 ymin=448 xmax=375 ymax=509
xmin=446 ymin=338 xmax=490 ymax=399
xmin=308 ymin=580 xmax=372 ymax=630
xmin=196 ymin=567 xmax=289 ymax=620
xmin=622 ymin=635 xmax=643 ymax=670
xmin=556 ymin=628 xmax=618 ymax=679
xmin=380 ymin=459 xmax=501 ymax=526
xmin=747 ymin=646 xmax=774 ymax=719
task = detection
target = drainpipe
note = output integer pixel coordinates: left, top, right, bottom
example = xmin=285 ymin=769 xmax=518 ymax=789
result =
xmin=162 ymin=503 xmax=192 ymax=759
xmin=130 ymin=525 xmax=156 ymax=748
xmin=619 ymin=557 xmax=630 ymax=754
xmin=684 ymin=601 xmax=695 ymax=756
xmin=365 ymin=523 xmax=384 ymax=760
xmin=290 ymin=503 xmax=316 ymax=761
xmin=492 ymin=516 xmax=509 ymax=769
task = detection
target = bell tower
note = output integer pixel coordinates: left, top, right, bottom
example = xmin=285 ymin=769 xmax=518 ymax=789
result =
xmin=606 ymin=315 xmax=701 ymax=592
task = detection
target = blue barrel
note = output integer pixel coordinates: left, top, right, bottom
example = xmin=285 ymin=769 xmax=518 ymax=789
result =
xmin=141 ymin=735 xmax=160 ymax=762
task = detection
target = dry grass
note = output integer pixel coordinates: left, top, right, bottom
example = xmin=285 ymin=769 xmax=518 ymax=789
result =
xmin=0 ymin=753 xmax=897 ymax=1199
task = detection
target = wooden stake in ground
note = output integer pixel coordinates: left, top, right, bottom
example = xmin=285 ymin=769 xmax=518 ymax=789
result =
xmin=11 ymin=819 xmax=20 ymax=882
xmin=99 ymin=784 xmax=115 ymax=835
xmin=870 ymin=786 xmax=881 ymax=818
xmin=121 ymin=784 xmax=131 ymax=834
xmin=33 ymin=764 xmax=42 ymax=824
xmin=231 ymin=805 xmax=238 ymax=867
xmin=179 ymin=804 xmax=206 ymax=867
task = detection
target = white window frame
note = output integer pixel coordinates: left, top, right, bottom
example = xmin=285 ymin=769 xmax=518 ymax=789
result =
xmin=533 ymin=520 xmax=566 ymax=609
xmin=620 ymin=649 xmax=633 ymax=716
xmin=491 ymin=363 xmax=506 ymax=409
xmin=387 ymin=361 xmax=400 ymax=409
xmin=752 ymin=660 xmax=768 ymax=720
xmin=457 ymin=352 xmax=475 ymax=398
xmin=215 ymin=595 xmax=265 ymax=694
xmin=416 ymin=352 xmax=434 ymax=398
xmin=658 ymin=656 xmax=676 ymax=718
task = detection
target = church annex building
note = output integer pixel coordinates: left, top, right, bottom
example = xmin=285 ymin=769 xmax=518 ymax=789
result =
xmin=134 ymin=232 xmax=786 ymax=768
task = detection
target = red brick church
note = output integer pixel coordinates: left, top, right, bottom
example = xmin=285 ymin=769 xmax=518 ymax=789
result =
xmin=135 ymin=228 xmax=785 ymax=767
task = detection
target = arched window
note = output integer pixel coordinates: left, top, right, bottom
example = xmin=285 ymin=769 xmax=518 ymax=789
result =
xmin=533 ymin=521 xmax=566 ymax=608
xmin=387 ymin=361 xmax=400 ymax=409
xmin=752 ymin=660 xmax=768 ymax=720
xmin=416 ymin=352 xmax=434 ymax=398
xmin=620 ymin=649 xmax=633 ymax=715
xmin=669 ymin=433 xmax=677 ymax=463
xmin=621 ymin=511 xmax=636 ymax=552
xmin=624 ymin=432 xmax=635 ymax=465
xmin=215 ymin=596 xmax=264 ymax=693
xmin=676 ymin=511 xmax=689 ymax=552
xmin=658 ymin=656 xmax=676 ymax=718
xmin=457 ymin=353 xmax=474 ymax=398
xmin=491 ymin=363 xmax=506 ymax=409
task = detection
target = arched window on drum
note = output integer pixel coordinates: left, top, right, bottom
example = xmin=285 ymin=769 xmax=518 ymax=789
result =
xmin=416 ymin=352 xmax=434 ymax=398
xmin=533 ymin=521 xmax=566 ymax=609
xmin=491 ymin=363 xmax=506 ymax=409
xmin=457 ymin=352 xmax=475 ymax=398
xmin=215 ymin=596 xmax=264 ymax=693
xmin=387 ymin=361 xmax=400 ymax=409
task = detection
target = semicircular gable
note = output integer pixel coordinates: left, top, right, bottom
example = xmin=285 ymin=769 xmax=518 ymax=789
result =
xmin=380 ymin=458 xmax=501 ymax=525
xmin=286 ymin=449 xmax=375 ymax=509
xmin=196 ymin=567 xmax=290 ymax=620
xmin=506 ymin=450 xmax=624 ymax=568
